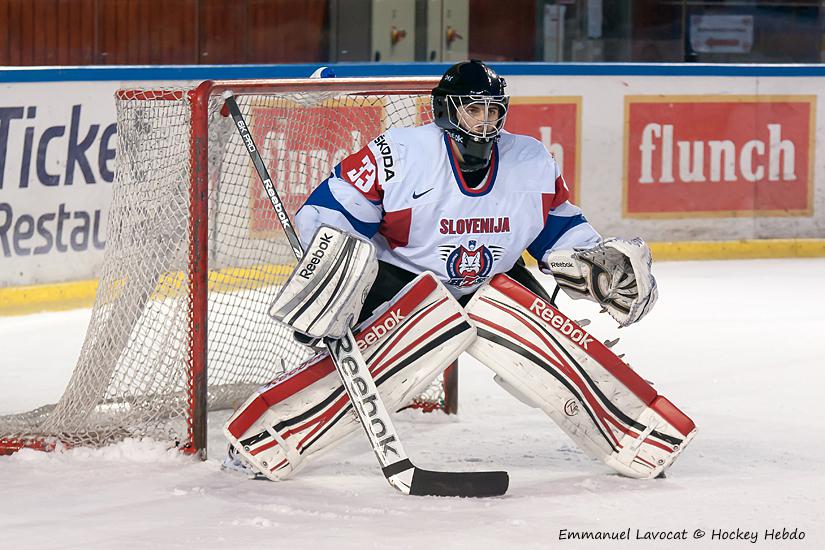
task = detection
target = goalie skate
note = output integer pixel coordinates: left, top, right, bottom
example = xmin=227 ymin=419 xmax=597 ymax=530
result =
xmin=221 ymin=443 xmax=267 ymax=480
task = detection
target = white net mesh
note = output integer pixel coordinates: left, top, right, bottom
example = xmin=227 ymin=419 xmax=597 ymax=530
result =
xmin=0 ymin=79 xmax=449 ymax=455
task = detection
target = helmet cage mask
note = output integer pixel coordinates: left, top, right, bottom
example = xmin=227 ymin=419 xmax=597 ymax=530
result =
xmin=432 ymin=94 xmax=509 ymax=171
xmin=444 ymin=95 xmax=509 ymax=140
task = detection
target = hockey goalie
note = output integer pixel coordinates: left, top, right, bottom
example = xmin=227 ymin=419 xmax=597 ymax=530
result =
xmin=223 ymin=60 xmax=696 ymax=483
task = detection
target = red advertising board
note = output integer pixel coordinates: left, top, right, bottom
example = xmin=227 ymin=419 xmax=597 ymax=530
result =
xmin=505 ymin=97 xmax=581 ymax=203
xmin=247 ymin=101 xmax=386 ymax=237
xmin=624 ymin=95 xmax=815 ymax=218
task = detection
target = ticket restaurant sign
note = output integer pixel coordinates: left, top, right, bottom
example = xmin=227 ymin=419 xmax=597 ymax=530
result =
xmin=624 ymin=96 xmax=815 ymax=218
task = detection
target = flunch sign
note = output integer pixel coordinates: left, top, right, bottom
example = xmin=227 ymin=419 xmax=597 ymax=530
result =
xmin=247 ymin=103 xmax=384 ymax=236
xmin=624 ymin=96 xmax=815 ymax=217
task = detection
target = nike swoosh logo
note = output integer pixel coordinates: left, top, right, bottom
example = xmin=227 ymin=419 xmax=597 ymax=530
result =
xmin=412 ymin=188 xmax=434 ymax=199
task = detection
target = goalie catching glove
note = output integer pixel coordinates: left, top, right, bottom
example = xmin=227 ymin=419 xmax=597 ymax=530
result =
xmin=269 ymin=225 xmax=378 ymax=340
xmin=543 ymin=237 xmax=658 ymax=327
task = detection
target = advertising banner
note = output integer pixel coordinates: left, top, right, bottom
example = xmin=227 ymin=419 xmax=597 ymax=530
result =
xmin=1 ymin=67 xmax=824 ymax=289
xmin=0 ymin=82 xmax=120 ymax=285
xmin=247 ymin=101 xmax=387 ymax=237
xmin=624 ymin=95 xmax=814 ymax=218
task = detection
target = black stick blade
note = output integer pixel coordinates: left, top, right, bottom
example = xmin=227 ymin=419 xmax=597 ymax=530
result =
xmin=409 ymin=468 xmax=509 ymax=497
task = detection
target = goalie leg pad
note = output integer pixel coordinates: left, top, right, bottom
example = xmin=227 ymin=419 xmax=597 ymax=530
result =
xmin=466 ymin=274 xmax=696 ymax=479
xmin=224 ymin=272 xmax=476 ymax=480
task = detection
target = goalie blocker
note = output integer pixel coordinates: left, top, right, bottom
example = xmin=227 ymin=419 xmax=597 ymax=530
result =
xmin=224 ymin=272 xmax=476 ymax=480
xmin=269 ymin=225 xmax=378 ymax=341
xmin=466 ymin=274 xmax=696 ymax=479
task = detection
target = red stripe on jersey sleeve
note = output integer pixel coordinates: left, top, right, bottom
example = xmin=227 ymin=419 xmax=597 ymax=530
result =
xmin=541 ymin=194 xmax=554 ymax=222
xmin=541 ymin=175 xmax=571 ymax=221
xmin=379 ymin=208 xmax=412 ymax=249
xmin=339 ymin=144 xmax=383 ymax=202
xmin=552 ymin=175 xmax=570 ymax=207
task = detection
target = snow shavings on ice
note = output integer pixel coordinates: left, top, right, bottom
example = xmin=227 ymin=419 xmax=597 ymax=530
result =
xmin=7 ymin=437 xmax=189 ymax=465
xmin=1 ymin=260 xmax=824 ymax=550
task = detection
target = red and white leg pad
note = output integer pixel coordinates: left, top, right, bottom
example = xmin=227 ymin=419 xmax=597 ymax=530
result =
xmin=466 ymin=274 xmax=697 ymax=479
xmin=223 ymin=272 xmax=476 ymax=481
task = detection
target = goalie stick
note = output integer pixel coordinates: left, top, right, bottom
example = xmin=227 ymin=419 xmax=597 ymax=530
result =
xmin=222 ymin=91 xmax=508 ymax=497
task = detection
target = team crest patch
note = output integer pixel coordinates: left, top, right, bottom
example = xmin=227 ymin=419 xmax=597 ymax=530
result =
xmin=440 ymin=241 xmax=504 ymax=288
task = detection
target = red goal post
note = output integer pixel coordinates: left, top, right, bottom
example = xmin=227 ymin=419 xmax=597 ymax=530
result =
xmin=0 ymin=77 xmax=457 ymax=460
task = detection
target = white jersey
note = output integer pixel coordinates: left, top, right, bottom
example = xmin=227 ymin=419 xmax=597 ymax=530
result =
xmin=295 ymin=123 xmax=599 ymax=298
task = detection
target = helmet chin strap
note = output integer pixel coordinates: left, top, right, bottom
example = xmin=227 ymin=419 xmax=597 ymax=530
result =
xmin=448 ymin=132 xmax=494 ymax=172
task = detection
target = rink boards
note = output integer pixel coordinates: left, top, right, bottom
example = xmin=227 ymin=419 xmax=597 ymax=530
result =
xmin=1 ymin=63 xmax=825 ymax=312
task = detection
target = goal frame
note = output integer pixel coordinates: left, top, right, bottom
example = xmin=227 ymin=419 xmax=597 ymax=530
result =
xmin=118 ymin=77 xmax=447 ymax=459
xmin=0 ymin=77 xmax=459 ymax=459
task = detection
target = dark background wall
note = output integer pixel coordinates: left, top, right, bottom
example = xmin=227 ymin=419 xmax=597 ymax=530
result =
xmin=0 ymin=0 xmax=819 ymax=66
xmin=0 ymin=0 xmax=535 ymax=66
xmin=0 ymin=0 xmax=330 ymax=65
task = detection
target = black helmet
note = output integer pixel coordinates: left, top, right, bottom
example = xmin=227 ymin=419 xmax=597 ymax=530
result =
xmin=432 ymin=60 xmax=509 ymax=171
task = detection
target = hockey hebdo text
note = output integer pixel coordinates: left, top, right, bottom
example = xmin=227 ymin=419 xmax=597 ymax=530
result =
xmin=558 ymin=527 xmax=807 ymax=544
xmin=0 ymin=105 xmax=115 ymax=258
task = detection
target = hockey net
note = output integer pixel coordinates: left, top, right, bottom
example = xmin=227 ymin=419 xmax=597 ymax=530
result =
xmin=0 ymin=78 xmax=456 ymax=458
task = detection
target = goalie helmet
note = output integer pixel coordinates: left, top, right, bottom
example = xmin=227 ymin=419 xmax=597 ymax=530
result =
xmin=432 ymin=60 xmax=509 ymax=172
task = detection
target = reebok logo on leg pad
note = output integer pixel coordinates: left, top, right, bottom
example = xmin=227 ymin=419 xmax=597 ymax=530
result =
xmin=529 ymin=298 xmax=594 ymax=350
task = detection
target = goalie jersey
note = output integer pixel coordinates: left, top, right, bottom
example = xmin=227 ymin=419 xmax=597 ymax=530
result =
xmin=295 ymin=123 xmax=600 ymax=298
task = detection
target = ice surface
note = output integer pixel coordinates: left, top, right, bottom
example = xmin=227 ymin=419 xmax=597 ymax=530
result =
xmin=1 ymin=260 xmax=824 ymax=550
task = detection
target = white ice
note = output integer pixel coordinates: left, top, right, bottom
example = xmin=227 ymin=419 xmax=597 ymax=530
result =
xmin=1 ymin=260 xmax=824 ymax=550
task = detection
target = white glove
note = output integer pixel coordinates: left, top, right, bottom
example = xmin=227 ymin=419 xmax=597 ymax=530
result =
xmin=543 ymin=237 xmax=658 ymax=327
